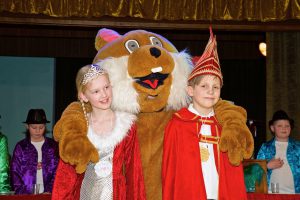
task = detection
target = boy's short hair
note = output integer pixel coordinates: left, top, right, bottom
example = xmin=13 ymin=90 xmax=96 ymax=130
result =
xmin=188 ymin=74 xmax=222 ymax=88
xmin=188 ymin=75 xmax=204 ymax=87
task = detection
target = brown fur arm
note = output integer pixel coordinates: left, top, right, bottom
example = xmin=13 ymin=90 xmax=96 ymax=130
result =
xmin=214 ymin=99 xmax=254 ymax=166
xmin=54 ymin=102 xmax=99 ymax=173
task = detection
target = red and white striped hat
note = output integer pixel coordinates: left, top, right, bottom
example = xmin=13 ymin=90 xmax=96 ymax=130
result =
xmin=188 ymin=27 xmax=223 ymax=84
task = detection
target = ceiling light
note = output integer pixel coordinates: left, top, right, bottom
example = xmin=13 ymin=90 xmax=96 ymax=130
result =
xmin=259 ymin=42 xmax=267 ymax=56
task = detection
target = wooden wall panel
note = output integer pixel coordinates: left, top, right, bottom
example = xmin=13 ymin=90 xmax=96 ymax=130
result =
xmin=0 ymin=25 xmax=265 ymax=59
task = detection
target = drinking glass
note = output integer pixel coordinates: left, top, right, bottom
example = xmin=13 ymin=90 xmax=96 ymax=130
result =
xmin=32 ymin=184 xmax=40 ymax=194
xmin=271 ymin=182 xmax=279 ymax=193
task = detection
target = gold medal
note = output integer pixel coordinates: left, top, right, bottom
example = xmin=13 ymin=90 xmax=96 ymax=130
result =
xmin=200 ymin=146 xmax=210 ymax=162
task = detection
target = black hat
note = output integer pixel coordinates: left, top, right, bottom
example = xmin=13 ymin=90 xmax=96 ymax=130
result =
xmin=23 ymin=109 xmax=50 ymax=124
xmin=269 ymin=110 xmax=294 ymax=129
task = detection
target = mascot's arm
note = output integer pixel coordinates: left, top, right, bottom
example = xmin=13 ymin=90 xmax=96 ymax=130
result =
xmin=54 ymin=102 xmax=99 ymax=174
xmin=214 ymin=100 xmax=254 ymax=166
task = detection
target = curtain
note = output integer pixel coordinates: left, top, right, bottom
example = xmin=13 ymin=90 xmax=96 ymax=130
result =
xmin=1 ymin=0 xmax=300 ymax=21
xmin=266 ymin=32 xmax=300 ymax=140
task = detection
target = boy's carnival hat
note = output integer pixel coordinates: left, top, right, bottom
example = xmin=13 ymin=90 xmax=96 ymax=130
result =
xmin=188 ymin=26 xmax=223 ymax=84
xmin=269 ymin=110 xmax=294 ymax=129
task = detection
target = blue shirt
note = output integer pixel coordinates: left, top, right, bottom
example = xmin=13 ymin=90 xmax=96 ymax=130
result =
xmin=257 ymin=138 xmax=300 ymax=193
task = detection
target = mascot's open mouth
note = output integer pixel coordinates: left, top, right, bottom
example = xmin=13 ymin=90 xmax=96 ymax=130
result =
xmin=135 ymin=73 xmax=168 ymax=90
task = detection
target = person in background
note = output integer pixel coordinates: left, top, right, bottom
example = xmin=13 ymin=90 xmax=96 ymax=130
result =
xmin=257 ymin=110 xmax=300 ymax=194
xmin=10 ymin=109 xmax=59 ymax=194
xmin=52 ymin=64 xmax=146 ymax=200
xmin=0 ymin=115 xmax=11 ymax=193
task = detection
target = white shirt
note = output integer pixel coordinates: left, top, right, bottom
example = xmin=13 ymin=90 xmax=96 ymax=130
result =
xmin=31 ymin=140 xmax=45 ymax=193
xmin=269 ymin=141 xmax=295 ymax=194
xmin=188 ymin=104 xmax=219 ymax=199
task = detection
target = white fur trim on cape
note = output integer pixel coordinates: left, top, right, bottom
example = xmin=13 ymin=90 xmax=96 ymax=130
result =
xmin=88 ymin=111 xmax=137 ymax=150
xmin=95 ymin=58 xmax=140 ymax=114
xmin=167 ymin=51 xmax=193 ymax=110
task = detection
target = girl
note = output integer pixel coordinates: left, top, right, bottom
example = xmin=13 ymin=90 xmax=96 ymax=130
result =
xmin=10 ymin=109 xmax=59 ymax=194
xmin=52 ymin=64 xmax=146 ymax=200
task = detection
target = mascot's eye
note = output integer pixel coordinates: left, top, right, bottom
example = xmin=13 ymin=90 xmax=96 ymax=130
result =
xmin=150 ymin=36 xmax=163 ymax=47
xmin=125 ymin=40 xmax=140 ymax=53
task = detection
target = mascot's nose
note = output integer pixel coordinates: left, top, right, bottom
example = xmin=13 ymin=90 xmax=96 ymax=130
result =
xmin=150 ymin=47 xmax=161 ymax=58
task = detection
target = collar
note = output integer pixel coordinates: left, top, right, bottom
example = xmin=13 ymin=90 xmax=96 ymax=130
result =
xmin=188 ymin=104 xmax=215 ymax=117
xmin=174 ymin=107 xmax=216 ymax=124
xmin=88 ymin=111 xmax=136 ymax=150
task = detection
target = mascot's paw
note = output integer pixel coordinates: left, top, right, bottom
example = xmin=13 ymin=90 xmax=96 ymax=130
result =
xmin=75 ymin=149 xmax=99 ymax=174
xmin=219 ymin=123 xmax=254 ymax=166
xmin=54 ymin=101 xmax=98 ymax=173
xmin=59 ymin=134 xmax=99 ymax=174
xmin=219 ymin=127 xmax=245 ymax=166
xmin=215 ymin=100 xmax=254 ymax=166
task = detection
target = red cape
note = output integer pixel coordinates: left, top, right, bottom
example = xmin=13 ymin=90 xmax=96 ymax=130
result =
xmin=162 ymin=108 xmax=247 ymax=200
xmin=52 ymin=125 xmax=146 ymax=200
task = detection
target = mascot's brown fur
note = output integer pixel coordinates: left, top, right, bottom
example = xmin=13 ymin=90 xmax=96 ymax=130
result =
xmin=54 ymin=28 xmax=254 ymax=200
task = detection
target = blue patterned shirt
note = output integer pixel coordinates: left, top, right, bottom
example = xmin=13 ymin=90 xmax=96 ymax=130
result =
xmin=257 ymin=138 xmax=300 ymax=193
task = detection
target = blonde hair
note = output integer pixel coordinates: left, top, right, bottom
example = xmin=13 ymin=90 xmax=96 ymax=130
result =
xmin=75 ymin=64 xmax=109 ymax=125
xmin=76 ymin=65 xmax=90 ymax=97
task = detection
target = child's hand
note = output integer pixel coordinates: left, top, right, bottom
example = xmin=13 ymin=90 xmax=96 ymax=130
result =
xmin=267 ymin=158 xmax=284 ymax=169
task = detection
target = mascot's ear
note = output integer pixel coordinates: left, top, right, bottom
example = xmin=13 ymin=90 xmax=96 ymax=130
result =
xmin=95 ymin=28 xmax=121 ymax=51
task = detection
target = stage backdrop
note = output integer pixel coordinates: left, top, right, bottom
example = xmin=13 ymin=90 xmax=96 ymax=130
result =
xmin=0 ymin=56 xmax=54 ymax=155
xmin=266 ymin=32 xmax=300 ymax=141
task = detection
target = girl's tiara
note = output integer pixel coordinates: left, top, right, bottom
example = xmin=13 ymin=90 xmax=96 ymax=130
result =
xmin=82 ymin=64 xmax=106 ymax=85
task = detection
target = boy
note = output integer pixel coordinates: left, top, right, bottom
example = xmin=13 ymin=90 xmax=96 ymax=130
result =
xmin=162 ymin=27 xmax=249 ymax=200
xmin=257 ymin=110 xmax=300 ymax=194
